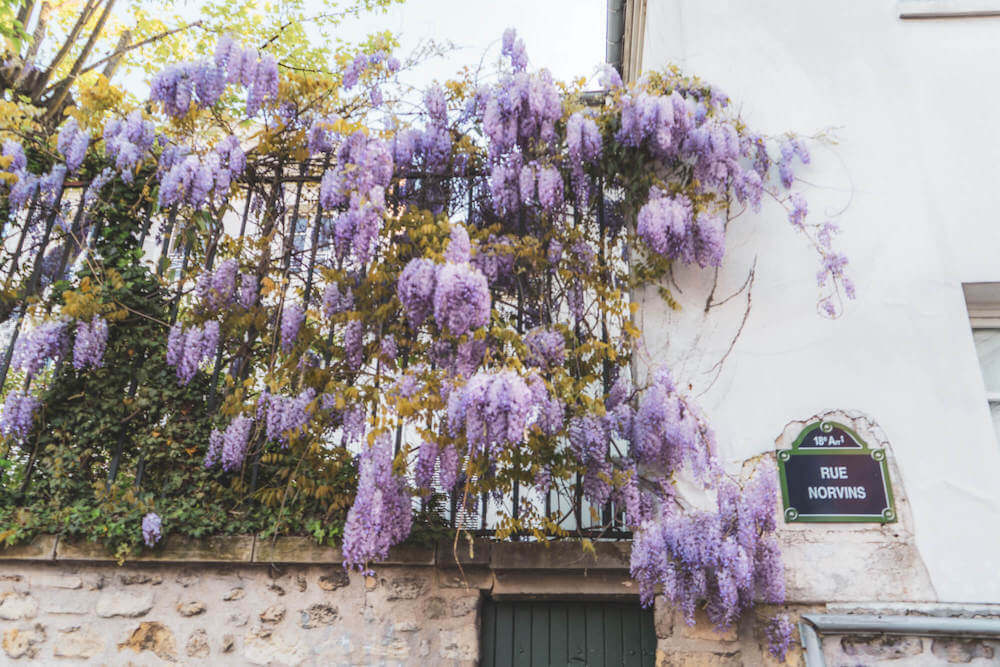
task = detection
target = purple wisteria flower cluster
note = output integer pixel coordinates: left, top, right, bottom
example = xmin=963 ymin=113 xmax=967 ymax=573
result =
xmin=12 ymin=320 xmax=67 ymax=379
xmin=0 ymin=389 xmax=40 ymax=440
xmin=103 ymin=110 xmax=156 ymax=183
xmin=151 ymin=35 xmax=278 ymax=118
xmin=72 ymin=316 xmax=109 ymax=370
xmin=158 ymin=135 xmax=246 ymax=209
xmin=57 ymin=118 xmax=90 ymax=173
xmin=166 ymin=321 xmax=219 ymax=384
xmin=342 ymin=434 xmax=412 ymax=570
xmin=205 ymin=414 xmax=255 ymax=471
xmin=141 ymin=512 xmax=162 ymax=547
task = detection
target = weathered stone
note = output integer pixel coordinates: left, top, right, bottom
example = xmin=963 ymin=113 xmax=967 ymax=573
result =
xmin=656 ymin=649 xmax=742 ymax=666
xmin=41 ymin=596 xmax=90 ymax=615
xmin=119 ymin=573 xmax=162 ymax=586
xmin=53 ymin=625 xmax=104 ymax=659
xmin=931 ymin=638 xmax=995 ymax=663
xmin=3 ymin=624 xmax=46 ymax=659
xmin=119 ymin=621 xmax=177 ymax=661
xmin=424 ymin=596 xmax=447 ymax=619
xmin=300 ymin=603 xmax=338 ymax=628
xmin=175 ymin=571 xmax=200 ymax=587
xmin=0 ymin=574 xmax=22 ymax=582
xmin=85 ymin=574 xmax=106 ymax=590
xmin=318 ymin=569 xmax=350 ymax=591
xmin=373 ymin=636 xmax=410 ymax=659
xmin=243 ymin=628 xmax=307 ymax=665
xmin=364 ymin=575 xmax=378 ymax=590
xmin=490 ymin=540 xmax=630 ymax=570
xmin=387 ymin=576 xmax=426 ymax=600
xmin=268 ymin=582 xmax=286 ymax=596
xmin=396 ymin=620 xmax=420 ymax=632
xmin=677 ymin=609 xmax=738 ymax=642
xmin=842 ymin=635 xmax=923 ymax=659
xmin=294 ymin=573 xmax=307 ymax=591
xmin=439 ymin=628 xmax=477 ymax=660
xmin=223 ymin=586 xmax=245 ymax=601
xmin=186 ymin=628 xmax=210 ymax=658
xmin=31 ymin=573 xmax=82 ymax=589
xmin=259 ymin=604 xmax=286 ymax=623
xmin=229 ymin=612 xmax=249 ymax=627
xmin=452 ymin=595 xmax=479 ymax=617
xmin=253 ymin=536 xmax=340 ymax=563
xmin=0 ymin=592 xmax=38 ymax=620
xmin=177 ymin=600 xmax=206 ymax=616
xmin=221 ymin=634 xmax=236 ymax=653
xmin=418 ymin=638 xmax=431 ymax=657
xmin=95 ymin=591 xmax=153 ymax=618
xmin=0 ymin=535 xmax=57 ymax=561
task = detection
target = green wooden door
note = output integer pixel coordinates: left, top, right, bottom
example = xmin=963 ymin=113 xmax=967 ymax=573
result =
xmin=481 ymin=599 xmax=656 ymax=667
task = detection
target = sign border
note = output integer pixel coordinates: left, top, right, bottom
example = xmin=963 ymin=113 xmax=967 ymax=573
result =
xmin=777 ymin=420 xmax=896 ymax=524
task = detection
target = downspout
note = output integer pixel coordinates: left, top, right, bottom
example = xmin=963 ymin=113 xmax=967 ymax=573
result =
xmin=606 ymin=0 xmax=626 ymax=76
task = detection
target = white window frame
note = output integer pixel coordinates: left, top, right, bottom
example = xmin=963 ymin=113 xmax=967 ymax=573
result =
xmin=965 ymin=283 xmax=1000 ymax=412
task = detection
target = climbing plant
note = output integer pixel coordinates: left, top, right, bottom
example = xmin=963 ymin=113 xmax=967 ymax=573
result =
xmin=0 ymin=24 xmax=852 ymax=660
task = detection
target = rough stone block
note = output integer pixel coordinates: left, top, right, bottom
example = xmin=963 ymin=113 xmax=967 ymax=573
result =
xmin=452 ymin=594 xmax=479 ymax=617
xmin=177 ymin=600 xmax=206 ymax=616
xmin=386 ymin=575 xmax=427 ymax=600
xmin=119 ymin=572 xmax=162 ymax=586
xmin=2 ymin=624 xmax=46 ymax=659
xmin=53 ymin=625 xmax=104 ymax=659
xmin=436 ymin=537 xmax=491 ymax=566
xmin=841 ymin=634 xmax=923 ymax=659
xmin=300 ymin=603 xmax=338 ymax=628
xmin=259 ymin=604 xmax=286 ymax=624
xmin=423 ymin=596 xmax=447 ymax=620
xmin=119 ymin=621 xmax=177 ymax=661
xmin=186 ymin=628 xmax=210 ymax=658
xmin=0 ymin=592 xmax=38 ymax=620
xmin=931 ymin=638 xmax=995 ymax=662
xmin=654 ymin=596 xmax=674 ymax=638
xmin=223 ymin=586 xmax=246 ymax=601
xmin=95 ymin=591 xmax=153 ymax=618
xmin=318 ymin=569 xmax=351 ymax=591
xmin=490 ymin=540 xmax=630 ymax=570
xmin=243 ymin=628 xmax=308 ymax=665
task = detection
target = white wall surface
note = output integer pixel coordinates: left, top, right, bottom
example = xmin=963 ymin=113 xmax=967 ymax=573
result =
xmin=639 ymin=0 xmax=1000 ymax=603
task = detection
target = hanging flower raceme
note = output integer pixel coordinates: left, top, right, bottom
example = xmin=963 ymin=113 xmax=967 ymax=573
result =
xmin=262 ymin=388 xmax=316 ymax=442
xmin=72 ymin=316 xmax=109 ymax=370
xmin=433 ymin=262 xmax=491 ymax=336
xmin=165 ymin=321 xmax=219 ymax=385
xmin=0 ymin=389 xmax=40 ymax=440
xmin=447 ymin=369 xmax=534 ymax=457
xmin=12 ymin=320 xmax=68 ymax=380
xmin=205 ymin=415 xmax=254 ymax=471
xmin=194 ymin=259 xmax=239 ymax=312
xmin=103 ymin=110 xmax=156 ymax=182
xmin=342 ymin=434 xmax=413 ymax=570
xmin=141 ymin=513 xmax=162 ymax=547
xmin=280 ymin=302 xmax=304 ymax=351
xmin=57 ymin=118 xmax=90 ymax=173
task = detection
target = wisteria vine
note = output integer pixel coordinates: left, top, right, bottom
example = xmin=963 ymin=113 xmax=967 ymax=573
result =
xmin=0 ymin=29 xmax=855 ymax=658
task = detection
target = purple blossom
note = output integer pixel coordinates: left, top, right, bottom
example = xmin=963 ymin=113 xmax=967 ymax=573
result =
xmin=566 ymin=112 xmax=602 ymax=164
xmin=636 ymin=188 xmax=697 ymax=262
xmin=264 ymin=388 xmax=316 ymax=442
xmin=280 ymin=302 xmax=304 ymax=351
xmin=765 ymin=615 xmax=794 ymax=662
xmin=72 ymin=316 xmax=109 ymax=370
xmin=397 ymin=258 xmax=437 ymax=329
xmin=238 ymin=274 xmax=258 ymax=309
xmin=2 ymin=139 xmax=27 ymax=172
xmin=142 ymin=513 xmax=162 ymax=547
xmin=447 ymin=369 xmax=533 ymax=457
xmin=322 ymin=282 xmax=354 ymax=317
xmin=247 ymin=53 xmax=278 ymax=116
xmin=380 ymin=335 xmax=397 ymax=362
xmin=165 ymin=322 xmax=219 ymax=385
xmin=438 ymin=444 xmax=459 ymax=490
xmin=12 ymin=320 xmax=67 ymax=379
xmin=524 ymin=328 xmax=565 ymax=368
xmin=433 ymin=262 xmax=491 ymax=336
xmin=444 ymin=225 xmax=472 ymax=264
xmin=206 ymin=415 xmax=254 ymax=471
xmin=343 ymin=319 xmax=363 ymax=371
xmin=57 ymin=118 xmax=90 ymax=173
xmin=342 ymin=434 xmax=413 ymax=569
xmin=414 ymin=439 xmax=437 ymax=490
xmin=536 ymin=166 xmax=563 ymax=212
xmin=0 ymin=389 xmax=40 ymax=440
xmin=788 ymin=192 xmax=807 ymax=228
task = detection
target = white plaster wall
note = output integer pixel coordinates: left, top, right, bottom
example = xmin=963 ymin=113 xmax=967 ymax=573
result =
xmin=639 ymin=0 xmax=1000 ymax=603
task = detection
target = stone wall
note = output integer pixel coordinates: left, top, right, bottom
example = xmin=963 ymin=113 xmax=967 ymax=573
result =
xmin=1 ymin=560 xmax=481 ymax=664
xmin=0 ymin=537 xmax=635 ymax=665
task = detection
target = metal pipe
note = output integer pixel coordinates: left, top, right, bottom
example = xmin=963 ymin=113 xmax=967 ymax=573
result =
xmin=798 ymin=613 xmax=1000 ymax=667
xmin=606 ymin=0 xmax=626 ymax=74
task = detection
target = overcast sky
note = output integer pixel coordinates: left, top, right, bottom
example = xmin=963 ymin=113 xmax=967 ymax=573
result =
xmin=339 ymin=0 xmax=607 ymax=88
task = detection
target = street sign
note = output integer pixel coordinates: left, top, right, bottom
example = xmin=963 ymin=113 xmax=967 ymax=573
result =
xmin=777 ymin=421 xmax=895 ymax=523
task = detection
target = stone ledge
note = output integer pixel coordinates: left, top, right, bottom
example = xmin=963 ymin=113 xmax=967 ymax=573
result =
xmin=1 ymin=534 xmax=633 ymax=572
xmin=0 ymin=535 xmax=56 ymax=561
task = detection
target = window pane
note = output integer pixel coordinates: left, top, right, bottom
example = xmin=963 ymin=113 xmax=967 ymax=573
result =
xmin=973 ymin=329 xmax=1000 ymax=393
